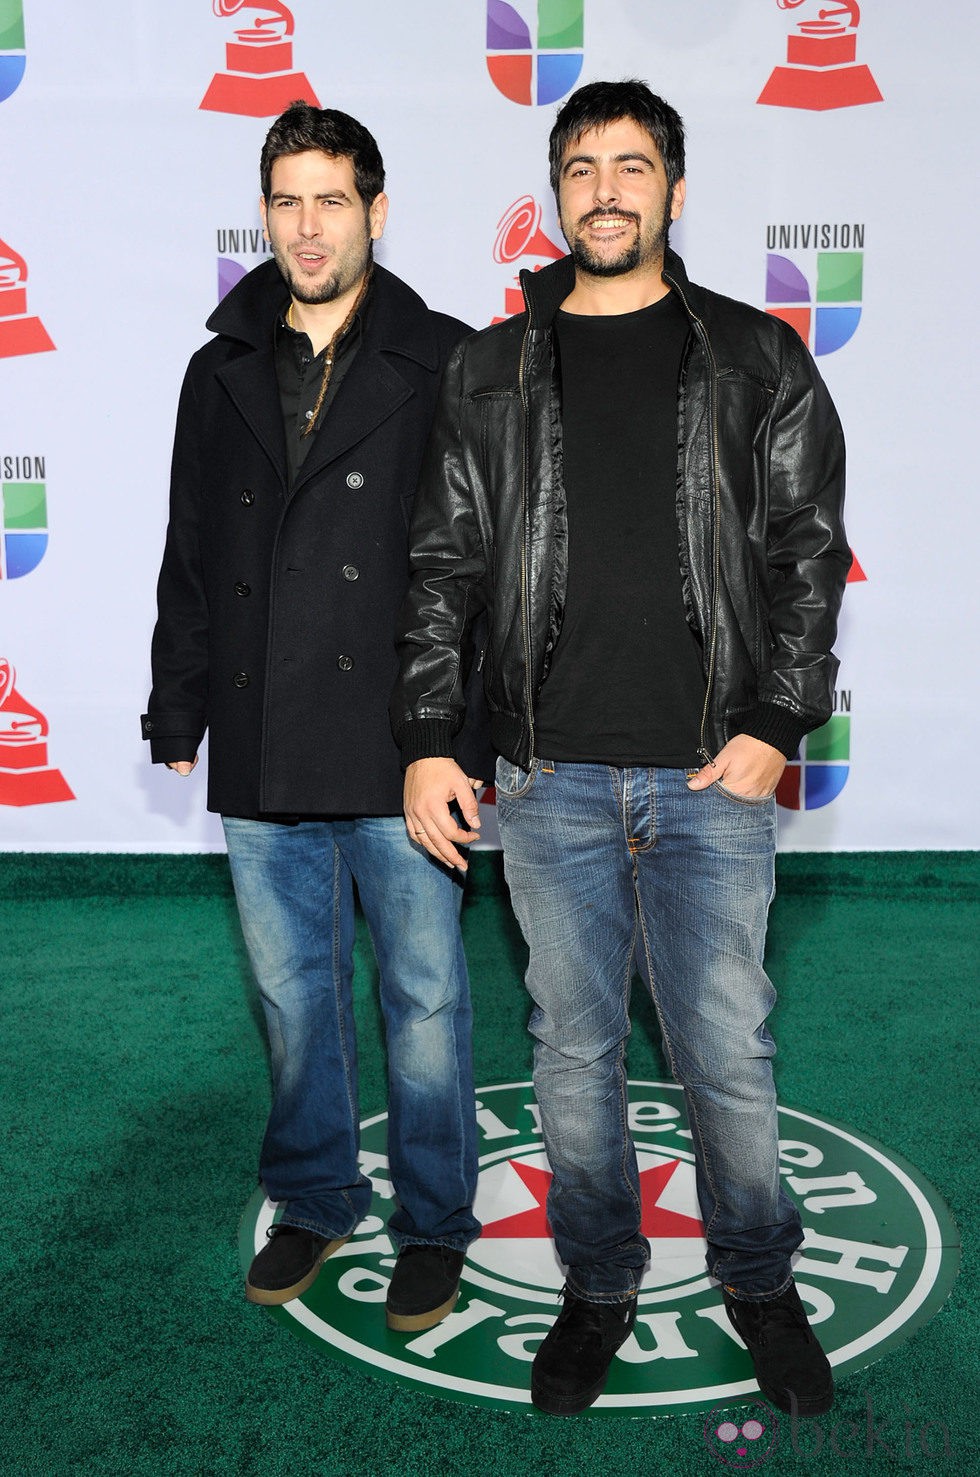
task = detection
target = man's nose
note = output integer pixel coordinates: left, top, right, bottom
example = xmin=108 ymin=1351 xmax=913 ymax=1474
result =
xmin=593 ymin=165 xmax=620 ymax=204
xmin=297 ymin=204 xmax=321 ymax=238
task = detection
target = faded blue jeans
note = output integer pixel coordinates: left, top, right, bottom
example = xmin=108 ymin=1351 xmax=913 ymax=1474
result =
xmin=495 ymin=759 xmax=803 ymax=1304
xmin=222 ymin=815 xmax=480 ymax=1251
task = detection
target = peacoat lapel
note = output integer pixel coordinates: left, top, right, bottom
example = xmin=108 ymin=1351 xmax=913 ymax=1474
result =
xmin=290 ymin=350 xmax=415 ymax=495
xmin=216 ymin=346 xmax=289 ymax=496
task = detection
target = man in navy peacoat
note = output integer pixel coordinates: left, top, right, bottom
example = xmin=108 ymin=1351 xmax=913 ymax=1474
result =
xmin=143 ymin=104 xmax=489 ymax=1331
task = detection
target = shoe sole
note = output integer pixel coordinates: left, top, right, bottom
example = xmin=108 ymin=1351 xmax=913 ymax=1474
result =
xmin=385 ymin=1286 xmax=459 ymax=1332
xmin=245 ymin=1234 xmax=351 ymax=1306
xmin=757 ymin=1376 xmax=835 ymax=1417
xmin=531 ymin=1373 xmax=608 ymax=1416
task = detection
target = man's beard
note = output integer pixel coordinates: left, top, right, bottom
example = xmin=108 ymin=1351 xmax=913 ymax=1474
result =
xmin=567 ymin=202 xmax=672 ymax=279
xmin=272 ymin=238 xmax=372 ymax=305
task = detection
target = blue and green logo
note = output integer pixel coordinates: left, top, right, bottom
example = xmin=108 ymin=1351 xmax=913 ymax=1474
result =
xmin=766 ymin=247 xmax=863 ymax=357
xmin=777 ymin=709 xmax=850 ymax=811
xmin=486 ymin=0 xmax=583 ymax=106
xmin=1 ymin=470 xmax=47 ymax=579
xmin=0 ymin=1 xmax=25 ymax=103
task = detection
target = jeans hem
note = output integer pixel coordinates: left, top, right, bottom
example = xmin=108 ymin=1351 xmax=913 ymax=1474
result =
xmin=718 ymin=1270 xmax=796 ymax=1303
xmin=564 ymin=1272 xmax=643 ymax=1305
xmin=280 ymin=1213 xmax=360 ymax=1241
xmin=392 ymin=1231 xmax=480 ymax=1254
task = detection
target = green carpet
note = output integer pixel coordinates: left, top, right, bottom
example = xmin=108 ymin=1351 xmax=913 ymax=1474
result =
xmin=3 ymin=852 xmax=976 ymax=1475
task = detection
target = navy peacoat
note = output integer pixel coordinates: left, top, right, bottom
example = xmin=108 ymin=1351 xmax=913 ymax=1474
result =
xmin=142 ymin=259 xmax=489 ymax=818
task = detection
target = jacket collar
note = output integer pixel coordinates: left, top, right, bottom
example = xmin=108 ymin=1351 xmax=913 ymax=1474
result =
xmin=205 ymin=258 xmax=442 ymax=370
xmin=519 ymin=245 xmax=702 ymax=329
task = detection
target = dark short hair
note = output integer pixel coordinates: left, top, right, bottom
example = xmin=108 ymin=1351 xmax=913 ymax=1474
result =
xmin=260 ymin=102 xmax=385 ymax=207
xmin=548 ymin=79 xmax=685 ymax=196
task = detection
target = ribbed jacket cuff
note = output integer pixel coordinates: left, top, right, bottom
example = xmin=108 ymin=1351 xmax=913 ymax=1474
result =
xmin=399 ymin=717 xmax=458 ymax=768
xmin=734 ymin=703 xmax=811 ymax=760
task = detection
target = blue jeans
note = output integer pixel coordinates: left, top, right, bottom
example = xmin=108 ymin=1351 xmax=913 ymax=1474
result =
xmin=222 ymin=815 xmax=480 ymax=1251
xmin=495 ymin=759 xmax=803 ymax=1303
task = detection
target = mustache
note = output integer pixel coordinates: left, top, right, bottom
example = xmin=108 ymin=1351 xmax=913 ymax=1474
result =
xmin=578 ymin=207 xmax=641 ymax=228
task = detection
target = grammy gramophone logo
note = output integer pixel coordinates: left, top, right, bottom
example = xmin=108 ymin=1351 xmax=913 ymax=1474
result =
xmin=0 ymin=236 xmax=54 ymax=359
xmin=200 ymin=0 xmax=319 ymax=118
xmin=490 ymin=195 xmax=563 ymax=323
xmin=0 ymin=659 xmax=74 ymax=807
xmin=758 ymin=0 xmax=882 ymax=112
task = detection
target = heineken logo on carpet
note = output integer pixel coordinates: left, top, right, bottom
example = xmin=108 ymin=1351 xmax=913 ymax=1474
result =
xmin=238 ymin=1081 xmax=959 ymax=1415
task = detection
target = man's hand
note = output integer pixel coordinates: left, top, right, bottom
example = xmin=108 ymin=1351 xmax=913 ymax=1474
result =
xmin=686 ymin=734 xmax=785 ymax=800
xmin=166 ymin=757 xmax=199 ymax=777
xmin=404 ymin=757 xmax=483 ymax=871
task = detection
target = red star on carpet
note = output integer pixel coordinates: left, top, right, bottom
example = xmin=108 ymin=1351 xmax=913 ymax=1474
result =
xmin=481 ymin=1157 xmax=704 ymax=1238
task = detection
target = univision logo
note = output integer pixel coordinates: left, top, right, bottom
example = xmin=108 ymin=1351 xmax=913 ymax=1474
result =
xmin=215 ymin=225 xmax=273 ymax=304
xmin=1 ymin=455 xmax=47 ymax=579
xmin=776 ymin=696 xmax=851 ymax=811
xmin=0 ymin=0 xmax=25 ymax=103
xmin=486 ymin=0 xmax=583 ymax=106
xmin=766 ymin=225 xmax=865 ymax=356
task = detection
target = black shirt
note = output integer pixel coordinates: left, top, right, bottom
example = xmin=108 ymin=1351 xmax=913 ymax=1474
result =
xmin=274 ymin=295 xmax=364 ymax=488
xmin=533 ymin=292 xmax=706 ymax=767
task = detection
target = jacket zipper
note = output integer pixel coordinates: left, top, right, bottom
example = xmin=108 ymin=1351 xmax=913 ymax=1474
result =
xmin=665 ymin=268 xmax=721 ymax=765
xmin=517 ymin=295 xmax=536 ymax=762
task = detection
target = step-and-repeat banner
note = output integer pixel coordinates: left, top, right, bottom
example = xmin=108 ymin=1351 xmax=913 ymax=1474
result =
xmin=2 ymin=2 xmax=977 ymax=852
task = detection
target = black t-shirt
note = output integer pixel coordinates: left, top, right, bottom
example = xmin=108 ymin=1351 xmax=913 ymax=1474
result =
xmin=533 ymin=292 xmax=706 ymax=767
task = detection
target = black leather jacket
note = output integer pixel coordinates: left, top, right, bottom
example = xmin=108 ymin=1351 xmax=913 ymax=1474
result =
xmin=392 ymin=248 xmax=848 ymax=772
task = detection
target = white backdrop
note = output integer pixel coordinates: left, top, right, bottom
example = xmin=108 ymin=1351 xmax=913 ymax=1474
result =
xmin=1 ymin=0 xmax=977 ymax=852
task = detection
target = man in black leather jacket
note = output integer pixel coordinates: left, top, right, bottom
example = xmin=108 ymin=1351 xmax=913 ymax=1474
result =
xmin=391 ymin=81 xmax=848 ymax=1416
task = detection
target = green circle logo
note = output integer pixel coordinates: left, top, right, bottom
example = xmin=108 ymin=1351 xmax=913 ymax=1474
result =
xmin=239 ymin=1081 xmax=959 ymax=1415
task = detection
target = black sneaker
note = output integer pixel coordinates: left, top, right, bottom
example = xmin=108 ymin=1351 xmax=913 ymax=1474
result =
xmin=245 ymin=1223 xmax=350 ymax=1306
xmin=531 ymin=1290 xmax=637 ymax=1415
xmin=385 ymin=1244 xmax=466 ymax=1331
xmin=724 ymin=1281 xmax=834 ymax=1416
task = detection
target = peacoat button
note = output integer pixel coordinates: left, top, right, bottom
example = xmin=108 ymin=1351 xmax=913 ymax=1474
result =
xmin=346 ymin=472 xmax=364 ymax=489
xmin=233 ymin=671 xmax=250 ymax=688
xmin=234 ymin=581 xmax=251 ymax=596
xmin=337 ymin=655 xmax=354 ymax=672
xmin=342 ymin=565 xmax=359 ymax=581
xmin=240 ymin=489 xmax=254 ymax=506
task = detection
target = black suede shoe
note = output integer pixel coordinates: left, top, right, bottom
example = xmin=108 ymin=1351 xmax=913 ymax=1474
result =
xmin=245 ymin=1223 xmax=350 ymax=1306
xmin=531 ymin=1291 xmax=637 ymax=1415
xmin=385 ymin=1244 xmax=466 ymax=1331
xmin=724 ymin=1281 xmax=834 ymax=1416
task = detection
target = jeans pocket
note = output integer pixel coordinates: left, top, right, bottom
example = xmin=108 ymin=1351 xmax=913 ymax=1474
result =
xmin=494 ymin=754 xmax=539 ymax=799
xmin=713 ymin=780 xmax=774 ymax=808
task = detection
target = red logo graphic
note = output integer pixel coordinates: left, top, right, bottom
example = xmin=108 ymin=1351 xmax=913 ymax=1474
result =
xmin=199 ymin=0 xmax=319 ymax=118
xmin=0 ymin=659 xmax=74 ymax=806
xmin=0 ymin=237 xmax=54 ymax=359
xmin=758 ymin=1 xmax=882 ymax=111
xmin=491 ymin=195 xmax=563 ymax=322
xmin=482 ymin=1157 xmax=704 ymax=1240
